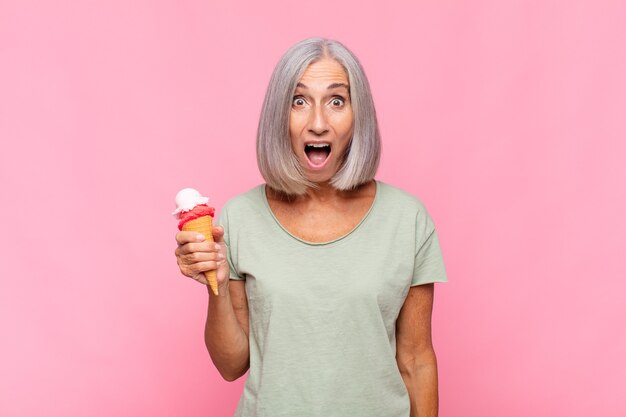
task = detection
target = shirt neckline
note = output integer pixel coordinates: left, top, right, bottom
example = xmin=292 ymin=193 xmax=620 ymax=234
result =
xmin=261 ymin=180 xmax=381 ymax=247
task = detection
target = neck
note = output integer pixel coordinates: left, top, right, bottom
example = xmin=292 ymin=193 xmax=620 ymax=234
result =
xmin=302 ymin=181 xmax=344 ymax=203
xmin=267 ymin=180 xmax=375 ymax=204
xmin=303 ymin=179 xmax=375 ymax=204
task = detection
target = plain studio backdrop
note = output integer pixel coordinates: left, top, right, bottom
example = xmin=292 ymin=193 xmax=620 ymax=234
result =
xmin=1 ymin=1 xmax=624 ymax=416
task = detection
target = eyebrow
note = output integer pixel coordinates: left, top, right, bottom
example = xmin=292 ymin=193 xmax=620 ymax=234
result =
xmin=296 ymin=82 xmax=350 ymax=90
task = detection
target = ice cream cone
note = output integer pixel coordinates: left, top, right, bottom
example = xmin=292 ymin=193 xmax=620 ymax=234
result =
xmin=182 ymin=216 xmax=219 ymax=295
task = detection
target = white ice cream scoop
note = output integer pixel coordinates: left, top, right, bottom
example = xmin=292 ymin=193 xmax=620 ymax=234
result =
xmin=172 ymin=188 xmax=209 ymax=218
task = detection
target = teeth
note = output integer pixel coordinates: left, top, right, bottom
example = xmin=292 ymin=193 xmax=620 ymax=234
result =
xmin=306 ymin=143 xmax=330 ymax=148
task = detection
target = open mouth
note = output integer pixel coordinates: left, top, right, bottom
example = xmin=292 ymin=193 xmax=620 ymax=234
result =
xmin=304 ymin=143 xmax=332 ymax=167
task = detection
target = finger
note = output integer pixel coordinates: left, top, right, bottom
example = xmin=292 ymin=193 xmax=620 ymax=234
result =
xmin=177 ymin=241 xmax=215 ymax=255
xmin=189 ymin=261 xmax=220 ymax=275
xmin=180 ymin=251 xmax=221 ymax=264
xmin=191 ymin=273 xmax=208 ymax=285
xmin=176 ymin=231 xmax=206 ymax=245
xmin=213 ymin=226 xmax=226 ymax=244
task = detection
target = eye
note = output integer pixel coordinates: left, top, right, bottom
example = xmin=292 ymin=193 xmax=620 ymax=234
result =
xmin=331 ymin=97 xmax=345 ymax=107
xmin=292 ymin=96 xmax=306 ymax=107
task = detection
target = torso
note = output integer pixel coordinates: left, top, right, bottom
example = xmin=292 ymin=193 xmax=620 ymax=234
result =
xmin=227 ymin=181 xmax=444 ymax=416
xmin=265 ymin=180 xmax=377 ymax=243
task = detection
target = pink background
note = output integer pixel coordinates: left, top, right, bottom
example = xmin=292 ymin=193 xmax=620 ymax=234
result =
xmin=1 ymin=1 xmax=625 ymax=416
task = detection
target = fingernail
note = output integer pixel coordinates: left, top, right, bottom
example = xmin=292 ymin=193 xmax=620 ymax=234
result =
xmin=196 ymin=234 xmax=205 ymax=241
xmin=218 ymin=253 xmax=225 ymax=260
xmin=215 ymin=244 xmax=221 ymax=250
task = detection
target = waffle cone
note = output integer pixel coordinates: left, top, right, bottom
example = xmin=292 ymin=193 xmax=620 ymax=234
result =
xmin=182 ymin=216 xmax=219 ymax=295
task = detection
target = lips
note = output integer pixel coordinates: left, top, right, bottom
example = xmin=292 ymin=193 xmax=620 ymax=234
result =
xmin=304 ymin=142 xmax=332 ymax=168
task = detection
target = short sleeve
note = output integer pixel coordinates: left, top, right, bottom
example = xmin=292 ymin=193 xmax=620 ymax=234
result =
xmin=412 ymin=217 xmax=448 ymax=286
xmin=216 ymin=205 xmax=245 ymax=281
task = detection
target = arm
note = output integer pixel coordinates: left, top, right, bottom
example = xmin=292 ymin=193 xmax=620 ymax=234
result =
xmin=396 ymin=283 xmax=439 ymax=417
xmin=205 ymin=279 xmax=250 ymax=381
xmin=175 ymin=226 xmax=250 ymax=381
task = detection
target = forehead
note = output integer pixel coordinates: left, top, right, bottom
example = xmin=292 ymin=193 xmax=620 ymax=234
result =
xmin=298 ymin=58 xmax=348 ymax=84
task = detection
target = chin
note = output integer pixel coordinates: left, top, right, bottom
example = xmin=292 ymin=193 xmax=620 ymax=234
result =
xmin=300 ymin=166 xmax=332 ymax=181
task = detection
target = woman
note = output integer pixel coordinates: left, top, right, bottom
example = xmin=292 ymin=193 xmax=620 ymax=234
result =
xmin=175 ymin=38 xmax=448 ymax=417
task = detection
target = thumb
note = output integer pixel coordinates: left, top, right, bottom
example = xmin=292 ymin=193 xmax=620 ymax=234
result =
xmin=212 ymin=225 xmax=226 ymax=244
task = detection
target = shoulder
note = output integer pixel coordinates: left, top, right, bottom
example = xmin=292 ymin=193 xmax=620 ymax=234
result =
xmin=221 ymin=184 xmax=265 ymax=214
xmin=218 ymin=184 xmax=269 ymax=229
xmin=376 ymin=181 xmax=438 ymax=240
xmin=377 ymin=181 xmax=430 ymax=217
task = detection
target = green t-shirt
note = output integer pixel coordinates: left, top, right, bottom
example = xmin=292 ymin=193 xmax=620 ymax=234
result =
xmin=217 ymin=181 xmax=448 ymax=417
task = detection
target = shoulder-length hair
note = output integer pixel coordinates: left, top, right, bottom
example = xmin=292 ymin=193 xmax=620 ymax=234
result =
xmin=256 ymin=37 xmax=381 ymax=196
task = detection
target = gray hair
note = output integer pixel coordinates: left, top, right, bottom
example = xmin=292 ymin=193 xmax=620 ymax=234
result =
xmin=256 ymin=37 xmax=381 ymax=196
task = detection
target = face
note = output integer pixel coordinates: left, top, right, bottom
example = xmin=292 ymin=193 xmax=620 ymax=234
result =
xmin=289 ymin=58 xmax=354 ymax=183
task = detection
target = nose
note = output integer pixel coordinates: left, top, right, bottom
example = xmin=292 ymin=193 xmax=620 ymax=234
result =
xmin=308 ymin=105 xmax=329 ymax=136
